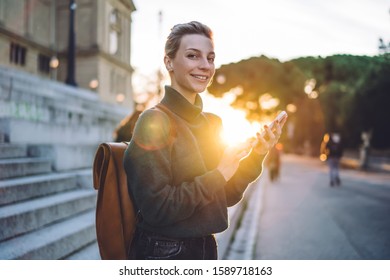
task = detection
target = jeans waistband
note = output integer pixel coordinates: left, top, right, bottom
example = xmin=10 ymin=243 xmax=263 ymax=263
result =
xmin=136 ymin=227 xmax=214 ymax=243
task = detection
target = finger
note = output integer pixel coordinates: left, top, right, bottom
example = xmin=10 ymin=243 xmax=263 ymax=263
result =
xmin=280 ymin=116 xmax=287 ymax=128
xmin=256 ymin=132 xmax=269 ymax=147
xmin=275 ymin=121 xmax=282 ymax=135
xmin=264 ymin=125 xmax=277 ymax=142
xmin=265 ymin=128 xmax=280 ymax=148
xmin=252 ymin=132 xmax=273 ymax=155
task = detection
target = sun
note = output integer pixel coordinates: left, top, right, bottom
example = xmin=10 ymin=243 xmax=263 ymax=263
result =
xmin=201 ymin=91 xmax=262 ymax=146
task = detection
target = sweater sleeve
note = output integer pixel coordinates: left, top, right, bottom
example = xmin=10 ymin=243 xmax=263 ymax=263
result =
xmin=123 ymin=109 xmax=227 ymax=227
xmin=205 ymin=113 xmax=266 ymax=207
xmin=224 ymin=150 xmax=266 ymax=206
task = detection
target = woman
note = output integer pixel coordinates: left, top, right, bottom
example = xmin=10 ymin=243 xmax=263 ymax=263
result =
xmin=124 ymin=21 xmax=286 ymax=260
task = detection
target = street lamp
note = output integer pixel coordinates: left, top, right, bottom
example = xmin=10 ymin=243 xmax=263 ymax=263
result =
xmin=50 ymin=56 xmax=59 ymax=80
xmin=89 ymin=79 xmax=99 ymax=90
xmin=65 ymin=0 xmax=77 ymax=87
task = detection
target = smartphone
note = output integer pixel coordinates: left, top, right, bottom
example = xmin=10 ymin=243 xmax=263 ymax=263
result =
xmin=252 ymin=111 xmax=288 ymax=146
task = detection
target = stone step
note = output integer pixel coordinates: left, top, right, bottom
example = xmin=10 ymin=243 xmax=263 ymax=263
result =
xmin=0 ymin=157 xmax=52 ymax=179
xmin=64 ymin=241 xmax=100 ymax=260
xmin=0 ymin=169 xmax=92 ymax=206
xmin=0 ymin=189 xmax=97 ymax=241
xmin=0 ymin=143 xmax=27 ymax=159
xmin=27 ymin=144 xmax=98 ymax=171
xmin=0 ymin=210 xmax=96 ymax=260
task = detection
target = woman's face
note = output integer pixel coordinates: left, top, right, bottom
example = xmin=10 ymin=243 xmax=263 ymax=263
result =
xmin=166 ymin=34 xmax=215 ymax=100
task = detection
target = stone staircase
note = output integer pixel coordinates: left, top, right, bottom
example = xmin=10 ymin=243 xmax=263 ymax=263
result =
xmin=0 ymin=143 xmax=100 ymax=259
xmin=0 ymin=66 xmax=130 ymax=260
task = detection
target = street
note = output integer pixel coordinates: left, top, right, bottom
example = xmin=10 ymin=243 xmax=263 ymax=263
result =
xmin=253 ymin=154 xmax=390 ymax=260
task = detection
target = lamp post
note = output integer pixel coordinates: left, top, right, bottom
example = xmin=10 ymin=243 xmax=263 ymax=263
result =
xmin=50 ymin=56 xmax=59 ymax=80
xmin=65 ymin=0 xmax=77 ymax=86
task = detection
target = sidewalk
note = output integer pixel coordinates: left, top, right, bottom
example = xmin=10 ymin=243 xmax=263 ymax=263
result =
xmin=217 ymin=153 xmax=390 ymax=260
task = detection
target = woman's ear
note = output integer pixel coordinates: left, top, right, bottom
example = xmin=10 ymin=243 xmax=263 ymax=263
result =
xmin=164 ymin=56 xmax=173 ymax=71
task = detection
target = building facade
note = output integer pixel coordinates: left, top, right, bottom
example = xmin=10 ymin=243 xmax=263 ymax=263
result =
xmin=0 ymin=0 xmax=136 ymax=108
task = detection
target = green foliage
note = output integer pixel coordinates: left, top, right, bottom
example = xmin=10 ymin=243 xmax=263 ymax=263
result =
xmin=209 ymin=56 xmax=306 ymax=119
xmin=351 ymin=57 xmax=390 ymax=148
xmin=208 ymin=54 xmax=390 ymax=152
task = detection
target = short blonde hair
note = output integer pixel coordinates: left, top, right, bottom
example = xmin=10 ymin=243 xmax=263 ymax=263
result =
xmin=165 ymin=21 xmax=213 ymax=59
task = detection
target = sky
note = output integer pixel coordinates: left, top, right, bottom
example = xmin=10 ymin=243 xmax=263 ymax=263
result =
xmin=130 ymin=0 xmax=390 ymax=77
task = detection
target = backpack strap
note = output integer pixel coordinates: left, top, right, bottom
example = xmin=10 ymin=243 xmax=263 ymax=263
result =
xmin=155 ymin=103 xmax=177 ymax=132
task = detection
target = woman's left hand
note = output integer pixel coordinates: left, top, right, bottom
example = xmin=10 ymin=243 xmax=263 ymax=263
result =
xmin=252 ymin=119 xmax=285 ymax=155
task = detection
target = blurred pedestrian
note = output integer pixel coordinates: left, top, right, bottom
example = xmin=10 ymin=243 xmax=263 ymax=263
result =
xmin=321 ymin=132 xmax=343 ymax=187
xmin=113 ymin=104 xmax=144 ymax=142
xmin=123 ymin=21 xmax=287 ymax=260
xmin=266 ymin=143 xmax=283 ymax=182
xmin=359 ymin=131 xmax=371 ymax=170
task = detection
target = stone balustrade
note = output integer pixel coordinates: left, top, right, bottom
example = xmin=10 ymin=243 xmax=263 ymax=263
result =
xmin=0 ymin=66 xmax=131 ymax=145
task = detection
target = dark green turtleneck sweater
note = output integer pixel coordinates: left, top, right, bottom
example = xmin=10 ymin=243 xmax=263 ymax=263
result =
xmin=123 ymin=86 xmax=265 ymax=238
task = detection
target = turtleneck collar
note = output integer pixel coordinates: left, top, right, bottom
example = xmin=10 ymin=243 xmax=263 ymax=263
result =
xmin=160 ymin=86 xmax=203 ymax=122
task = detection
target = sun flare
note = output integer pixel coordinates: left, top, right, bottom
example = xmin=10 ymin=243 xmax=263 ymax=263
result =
xmin=201 ymin=91 xmax=263 ymax=146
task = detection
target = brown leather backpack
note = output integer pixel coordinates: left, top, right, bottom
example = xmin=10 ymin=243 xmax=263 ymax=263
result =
xmin=92 ymin=142 xmax=135 ymax=260
xmin=92 ymin=104 xmax=169 ymax=260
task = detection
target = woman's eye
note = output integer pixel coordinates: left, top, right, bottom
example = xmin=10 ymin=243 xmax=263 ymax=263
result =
xmin=187 ymin=54 xmax=197 ymax=59
xmin=208 ymin=57 xmax=215 ymax=63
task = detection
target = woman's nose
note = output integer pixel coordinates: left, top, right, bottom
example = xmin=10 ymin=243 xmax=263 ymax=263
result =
xmin=199 ymin=57 xmax=212 ymax=70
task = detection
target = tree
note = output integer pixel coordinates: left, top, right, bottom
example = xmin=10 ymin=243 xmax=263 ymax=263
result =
xmin=208 ymin=54 xmax=390 ymax=153
xmin=352 ymin=57 xmax=390 ymax=148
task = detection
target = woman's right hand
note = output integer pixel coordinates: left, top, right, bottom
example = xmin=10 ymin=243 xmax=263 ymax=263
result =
xmin=217 ymin=141 xmax=252 ymax=181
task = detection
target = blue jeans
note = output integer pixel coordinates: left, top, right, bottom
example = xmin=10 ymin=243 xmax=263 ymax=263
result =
xmin=328 ymin=157 xmax=341 ymax=185
xmin=129 ymin=228 xmax=218 ymax=260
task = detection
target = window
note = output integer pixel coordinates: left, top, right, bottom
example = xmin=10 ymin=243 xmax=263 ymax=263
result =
xmin=110 ymin=9 xmax=118 ymax=25
xmin=10 ymin=43 xmax=27 ymax=66
xmin=109 ymin=9 xmax=121 ymax=55
xmin=38 ymin=54 xmax=51 ymax=74
xmin=109 ymin=30 xmax=118 ymax=54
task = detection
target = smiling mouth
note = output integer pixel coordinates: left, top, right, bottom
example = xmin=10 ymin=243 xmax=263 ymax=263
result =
xmin=191 ymin=74 xmax=208 ymax=81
